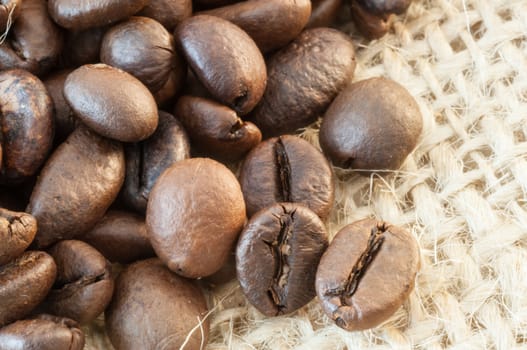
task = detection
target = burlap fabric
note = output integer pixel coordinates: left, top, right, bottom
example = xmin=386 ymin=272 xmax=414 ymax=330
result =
xmin=86 ymin=0 xmax=527 ymax=348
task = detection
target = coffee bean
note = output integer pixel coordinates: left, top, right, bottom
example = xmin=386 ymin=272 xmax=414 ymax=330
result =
xmin=106 ymin=258 xmax=209 ymax=350
xmin=0 ymin=0 xmax=21 ymax=33
xmin=350 ymin=0 xmax=393 ymax=39
xmin=146 ymin=158 xmax=246 ymax=278
xmin=138 ymin=0 xmax=192 ymax=31
xmin=28 ymin=126 xmax=125 ymax=248
xmin=319 ymin=77 xmax=423 ymax=170
xmin=0 ymin=251 xmax=57 ymax=327
xmin=0 ymin=208 xmax=37 ymax=266
xmin=236 ymin=203 xmax=328 ymax=316
xmin=174 ymin=95 xmax=262 ymax=161
xmin=0 ymin=69 xmax=53 ymax=184
xmin=306 ymin=0 xmax=343 ymax=28
xmin=239 ymin=135 xmax=334 ymax=219
xmin=357 ymin=0 xmax=412 ymax=15
xmin=62 ymin=26 xmax=108 ymax=67
xmin=316 ymin=219 xmax=420 ymax=331
xmin=153 ymin=70 xmax=182 ymax=107
xmin=64 ymin=64 xmax=159 ymax=142
xmin=122 ymin=111 xmax=190 ymax=213
xmin=175 ymin=15 xmax=267 ymax=116
xmin=249 ymin=28 xmax=356 ymax=137
xmin=0 ymin=314 xmax=85 ymax=350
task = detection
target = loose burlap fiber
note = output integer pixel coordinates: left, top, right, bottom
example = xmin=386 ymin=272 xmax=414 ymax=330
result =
xmin=86 ymin=0 xmax=527 ymax=348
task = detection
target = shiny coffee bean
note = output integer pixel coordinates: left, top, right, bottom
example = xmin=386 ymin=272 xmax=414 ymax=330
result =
xmin=236 ymin=203 xmax=328 ymax=316
xmin=319 ymin=77 xmax=423 ymax=170
xmin=106 ymin=258 xmax=209 ymax=350
xmin=0 ymin=251 xmax=57 ymax=327
xmin=62 ymin=26 xmax=108 ymax=67
xmin=239 ymin=135 xmax=334 ymax=219
xmin=0 ymin=69 xmax=53 ymax=184
xmin=174 ymin=95 xmax=262 ymax=161
xmin=0 ymin=0 xmax=21 ymax=32
xmin=316 ymin=219 xmax=420 ymax=331
xmin=122 ymin=111 xmax=190 ymax=213
xmin=64 ymin=64 xmax=159 ymax=142
xmin=357 ymin=0 xmax=412 ymax=15
xmin=306 ymin=0 xmax=343 ymax=28
xmin=249 ymin=28 xmax=356 ymax=137
xmin=138 ymin=0 xmax=192 ymax=31
xmin=146 ymin=158 xmax=246 ymax=278
xmin=28 ymin=126 xmax=125 ymax=248
xmin=0 ymin=208 xmax=37 ymax=266
xmin=175 ymin=15 xmax=266 ymax=116
xmin=350 ymin=0 xmax=393 ymax=39
xmin=0 ymin=314 xmax=84 ymax=350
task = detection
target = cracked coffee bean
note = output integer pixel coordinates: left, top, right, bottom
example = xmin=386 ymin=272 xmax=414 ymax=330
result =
xmin=316 ymin=219 xmax=420 ymax=331
xmin=0 ymin=208 xmax=37 ymax=266
xmin=236 ymin=203 xmax=328 ymax=316
xmin=138 ymin=0 xmax=192 ymax=31
xmin=239 ymin=135 xmax=334 ymax=220
xmin=350 ymin=0 xmax=393 ymax=39
xmin=306 ymin=0 xmax=343 ymax=28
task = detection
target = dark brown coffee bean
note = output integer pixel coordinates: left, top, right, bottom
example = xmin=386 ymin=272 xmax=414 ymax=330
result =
xmin=153 ymin=70 xmax=183 ymax=107
xmin=146 ymin=158 xmax=246 ymax=278
xmin=202 ymin=249 xmax=236 ymax=286
xmin=27 ymin=126 xmax=125 ymax=248
xmin=82 ymin=211 xmax=155 ymax=263
xmin=39 ymin=240 xmax=113 ymax=324
xmin=48 ymin=0 xmax=149 ymax=30
xmin=0 ymin=314 xmax=84 ymax=350
xmin=175 ymin=15 xmax=266 ymax=116
xmin=0 ymin=251 xmax=57 ymax=327
xmin=306 ymin=0 xmax=343 ymax=28
xmin=249 ymin=28 xmax=356 ymax=137
xmin=62 ymin=26 xmax=108 ymax=67
xmin=350 ymin=0 xmax=393 ymax=39
xmin=122 ymin=111 xmax=190 ymax=213
xmin=316 ymin=219 xmax=420 ymax=331
xmin=357 ymin=0 xmax=411 ymax=15
xmin=174 ymin=95 xmax=262 ymax=161
xmin=194 ymin=0 xmax=239 ymax=8
xmin=200 ymin=0 xmax=311 ymax=53
xmin=239 ymin=135 xmax=334 ymax=220
xmin=138 ymin=0 xmax=192 ymax=31
xmin=236 ymin=203 xmax=328 ymax=316
xmin=64 ymin=64 xmax=159 ymax=142
xmin=0 ymin=0 xmax=21 ymax=33
xmin=106 ymin=258 xmax=209 ymax=350
xmin=0 ymin=208 xmax=37 ymax=266
xmin=0 ymin=69 xmax=53 ymax=184
xmin=319 ymin=77 xmax=422 ymax=170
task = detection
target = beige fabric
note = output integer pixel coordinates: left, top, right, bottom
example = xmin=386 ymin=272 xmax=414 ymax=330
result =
xmin=86 ymin=0 xmax=527 ymax=348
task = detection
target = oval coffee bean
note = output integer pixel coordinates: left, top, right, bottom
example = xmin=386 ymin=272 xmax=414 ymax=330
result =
xmin=320 ymin=77 xmax=422 ymax=170
xmin=106 ymin=258 xmax=209 ymax=350
xmin=122 ymin=111 xmax=190 ymax=213
xmin=0 ymin=69 xmax=53 ymax=184
xmin=174 ymin=95 xmax=261 ymax=161
xmin=200 ymin=0 xmax=311 ymax=53
xmin=28 ymin=126 xmax=125 ymax=248
xmin=316 ymin=219 xmax=420 ymax=331
xmin=82 ymin=211 xmax=155 ymax=264
xmin=306 ymin=0 xmax=343 ymax=28
xmin=62 ymin=26 xmax=108 ymax=67
xmin=239 ymin=135 xmax=334 ymax=219
xmin=138 ymin=0 xmax=192 ymax=31
xmin=0 ymin=208 xmax=37 ymax=266
xmin=147 ymin=158 xmax=246 ymax=278
xmin=0 ymin=314 xmax=85 ymax=350
xmin=350 ymin=0 xmax=393 ymax=39
xmin=357 ymin=0 xmax=411 ymax=15
xmin=175 ymin=15 xmax=266 ymax=116
xmin=237 ymin=203 xmax=328 ymax=316
xmin=249 ymin=28 xmax=356 ymax=137
xmin=0 ymin=0 xmax=21 ymax=32
xmin=0 ymin=251 xmax=57 ymax=327
xmin=64 ymin=64 xmax=159 ymax=142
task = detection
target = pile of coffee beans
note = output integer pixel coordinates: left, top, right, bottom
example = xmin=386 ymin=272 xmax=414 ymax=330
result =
xmin=0 ymin=0 xmax=422 ymax=349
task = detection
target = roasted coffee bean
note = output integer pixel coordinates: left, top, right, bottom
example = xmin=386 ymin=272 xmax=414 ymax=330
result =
xmin=306 ymin=0 xmax=343 ymax=28
xmin=39 ymin=240 xmax=113 ymax=324
xmin=175 ymin=15 xmax=266 ymax=116
xmin=48 ymin=0 xmax=149 ymax=30
xmin=236 ymin=203 xmax=328 ymax=316
xmin=28 ymin=126 xmax=125 ymax=248
xmin=123 ymin=111 xmax=190 ymax=212
xmin=0 ymin=251 xmax=57 ymax=327
xmin=0 ymin=314 xmax=84 ymax=350
xmin=82 ymin=211 xmax=155 ymax=263
xmin=350 ymin=0 xmax=393 ymax=39
xmin=101 ymin=16 xmax=186 ymax=94
xmin=203 ymin=249 xmax=237 ymax=286
xmin=319 ymin=77 xmax=422 ymax=170
xmin=138 ymin=0 xmax=192 ymax=31
xmin=62 ymin=26 xmax=108 ymax=67
xmin=239 ymin=135 xmax=334 ymax=220
xmin=0 ymin=69 xmax=53 ymax=184
xmin=153 ymin=70 xmax=182 ymax=107
xmin=194 ymin=0 xmax=239 ymax=8
xmin=106 ymin=258 xmax=209 ymax=350
xmin=0 ymin=0 xmax=21 ymax=32
xmin=174 ymin=95 xmax=261 ymax=161
xmin=0 ymin=209 xmax=37 ymax=266
xmin=357 ymin=0 xmax=412 ymax=15
xmin=200 ymin=0 xmax=311 ymax=53
xmin=249 ymin=28 xmax=356 ymax=137
xmin=316 ymin=219 xmax=420 ymax=331
xmin=146 ymin=158 xmax=246 ymax=278
xmin=64 ymin=64 xmax=159 ymax=142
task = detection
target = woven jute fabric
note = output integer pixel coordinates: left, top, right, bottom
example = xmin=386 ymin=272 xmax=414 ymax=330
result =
xmin=86 ymin=0 xmax=527 ymax=348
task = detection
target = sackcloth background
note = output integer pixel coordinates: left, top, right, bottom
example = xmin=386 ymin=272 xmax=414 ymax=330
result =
xmin=85 ymin=0 xmax=527 ymax=348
